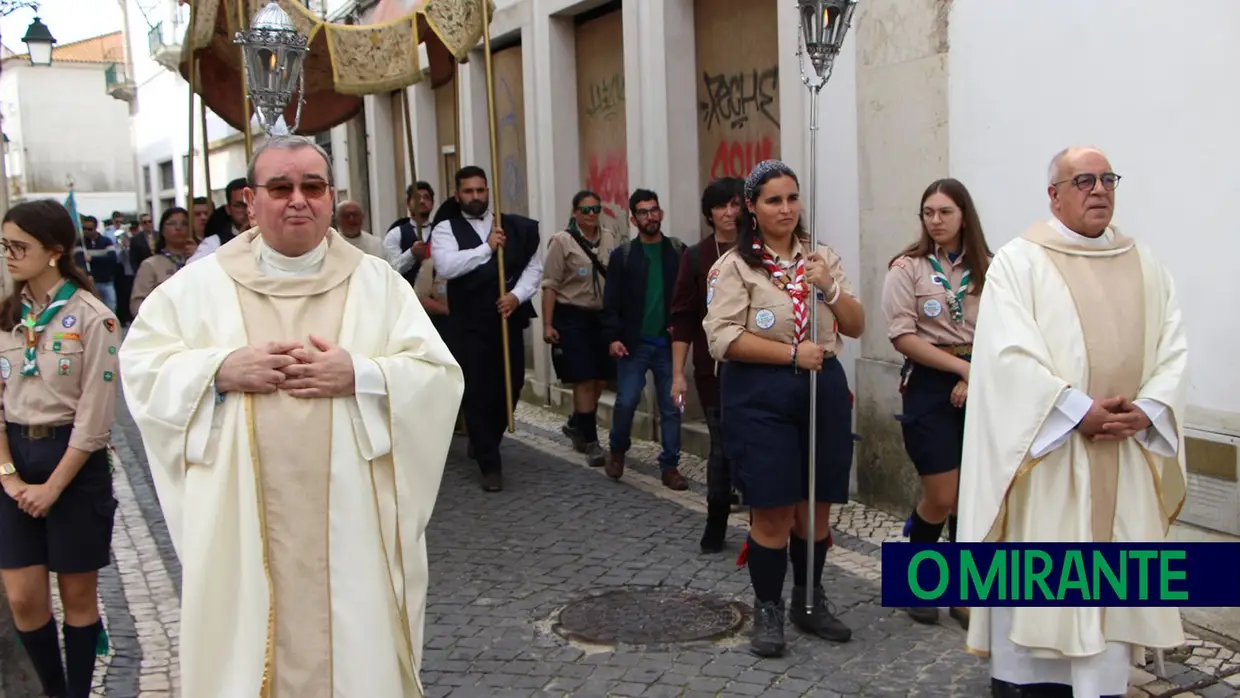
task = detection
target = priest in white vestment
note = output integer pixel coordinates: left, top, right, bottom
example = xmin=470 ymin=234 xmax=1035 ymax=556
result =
xmin=957 ymin=146 xmax=1189 ymax=698
xmin=118 ymin=135 xmax=464 ymax=698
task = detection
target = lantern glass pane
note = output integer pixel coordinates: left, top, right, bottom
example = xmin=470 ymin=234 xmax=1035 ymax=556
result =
xmin=27 ymin=41 xmax=52 ymax=66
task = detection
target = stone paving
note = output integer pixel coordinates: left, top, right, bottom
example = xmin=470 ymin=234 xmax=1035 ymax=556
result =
xmin=37 ymin=394 xmax=1240 ymax=697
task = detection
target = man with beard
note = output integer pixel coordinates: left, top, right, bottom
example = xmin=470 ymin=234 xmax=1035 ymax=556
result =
xmin=602 ymin=189 xmax=688 ymax=490
xmin=430 ymin=166 xmax=542 ymax=492
xmin=671 ymin=177 xmax=744 ymax=550
xmin=188 ymin=178 xmax=252 ymax=263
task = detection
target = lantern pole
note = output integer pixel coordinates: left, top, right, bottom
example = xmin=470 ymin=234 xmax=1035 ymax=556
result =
xmin=479 ymin=0 xmax=514 ymax=432
xmin=185 ymin=0 xmax=197 ymax=208
xmin=795 ymin=0 xmax=855 ymax=615
xmin=235 ymin=0 xmax=252 ymax=159
xmin=200 ymin=65 xmax=213 ymax=203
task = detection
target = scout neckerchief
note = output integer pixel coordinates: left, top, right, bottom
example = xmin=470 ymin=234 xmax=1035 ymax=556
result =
xmin=927 ymin=252 xmax=969 ymax=323
xmin=753 ymin=239 xmax=809 ymax=342
xmin=161 ymin=250 xmax=187 ymax=270
xmin=19 ymin=281 xmax=78 ymax=377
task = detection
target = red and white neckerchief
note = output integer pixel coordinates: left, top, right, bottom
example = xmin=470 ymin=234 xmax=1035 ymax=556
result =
xmin=753 ymin=239 xmax=809 ymax=342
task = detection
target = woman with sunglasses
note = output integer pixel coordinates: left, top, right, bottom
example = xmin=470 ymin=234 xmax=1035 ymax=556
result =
xmin=129 ymin=207 xmax=195 ymax=317
xmin=0 ymin=200 xmax=120 ymax=698
xmin=542 ymin=190 xmax=621 ymax=466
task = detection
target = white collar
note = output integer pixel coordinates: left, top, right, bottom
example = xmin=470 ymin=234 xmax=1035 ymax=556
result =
xmin=1049 ymin=216 xmax=1113 ymax=248
xmin=256 ymin=235 xmax=328 ymax=275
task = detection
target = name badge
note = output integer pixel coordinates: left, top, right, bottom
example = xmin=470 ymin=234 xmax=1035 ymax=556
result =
xmin=923 ymin=298 xmax=943 ymax=318
xmin=755 ymin=309 xmax=776 ymax=330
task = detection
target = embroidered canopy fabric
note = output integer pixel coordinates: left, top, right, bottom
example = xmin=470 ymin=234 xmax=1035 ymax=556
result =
xmin=179 ymin=0 xmax=492 ymax=134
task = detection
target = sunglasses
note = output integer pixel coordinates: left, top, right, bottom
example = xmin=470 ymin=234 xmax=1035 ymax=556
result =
xmin=577 ymin=205 xmax=602 ymax=215
xmin=255 ymin=180 xmax=331 ymax=200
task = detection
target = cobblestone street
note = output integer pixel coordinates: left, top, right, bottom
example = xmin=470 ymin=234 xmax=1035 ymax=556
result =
xmin=14 ymin=395 xmax=1235 ymax=697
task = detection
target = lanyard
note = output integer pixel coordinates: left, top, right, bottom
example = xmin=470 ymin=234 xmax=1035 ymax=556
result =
xmin=19 ymin=281 xmax=78 ymax=377
xmin=927 ymin=254 xmax=969 ymax=323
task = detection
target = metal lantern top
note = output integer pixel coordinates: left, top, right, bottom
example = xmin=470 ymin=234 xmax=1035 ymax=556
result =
xmin=234 ymin=0 xmax=310 ymax=136
xmin=797 ymin=0 xmax=857 ymax=81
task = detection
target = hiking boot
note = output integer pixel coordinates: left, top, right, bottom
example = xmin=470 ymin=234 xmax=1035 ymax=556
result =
xmin=561 ymin=423 xmax=588 ymax=452
xmin=661 ymin=467 xmax=688 ymax=491
xmin=790 ymin=585 xmax=852 ymax=642
xmin=585 ymin=442 xmax=605 ymax=468
xmin=749 ymin=599 xmax=786 ymax=658
xmin=906 ymin=606 xmax=940 ymax=624
xmin=604 ymin=452 xmax=625 ymax=480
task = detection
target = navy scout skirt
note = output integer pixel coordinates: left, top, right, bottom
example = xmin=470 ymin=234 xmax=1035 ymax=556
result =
xmin=896 ymin=357 xmax=968 ymax=477
xmin=720 ymin=357 xmax=854 ymax=509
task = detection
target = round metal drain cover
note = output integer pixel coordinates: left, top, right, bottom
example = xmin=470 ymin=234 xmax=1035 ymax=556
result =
xmin=553 ymin=589 xmax=746 ymax=645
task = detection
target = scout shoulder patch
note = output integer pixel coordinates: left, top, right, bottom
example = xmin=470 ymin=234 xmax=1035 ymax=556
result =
xmin=103 ymin=318 xmax=116 ymax=333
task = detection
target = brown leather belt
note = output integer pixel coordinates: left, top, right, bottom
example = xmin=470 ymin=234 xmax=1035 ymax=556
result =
xmin=8 ymin=423 xmax=71 ymax=440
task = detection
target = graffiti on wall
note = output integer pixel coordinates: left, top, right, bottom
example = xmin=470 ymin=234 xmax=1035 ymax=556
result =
xmin=585 ymin=149 xmax=629 ymax=221
xmin=699 ymin=66 xmax=779 ymax=132
xmin=709 ymin=136 xmax=775 ymax=180
xmin=585 ymin=72 xmax=626 ymax=122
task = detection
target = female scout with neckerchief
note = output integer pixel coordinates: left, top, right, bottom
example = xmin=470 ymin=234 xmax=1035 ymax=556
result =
xmin=130 ymin=206 xmax=194 ymax=317
xmin=541 ymin=190 xmax=621 ymax=467
xmin=0 ymin=200 xmax=120 ymax=698
xmin=703 ymin=160 xmax=865 ymax=658
xmin=881 ymin=178 xmax=992 ymax=629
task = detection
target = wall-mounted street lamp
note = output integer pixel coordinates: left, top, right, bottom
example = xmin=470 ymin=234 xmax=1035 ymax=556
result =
xmin=234 ymin=0 xmax=309 ymax=136
xmin=20 ymin=15 xmax=54 ymax=66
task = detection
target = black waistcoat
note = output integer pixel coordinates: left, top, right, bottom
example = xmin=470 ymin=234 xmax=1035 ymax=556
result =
xmin=445 ymin=215 xmax=538 ymax=332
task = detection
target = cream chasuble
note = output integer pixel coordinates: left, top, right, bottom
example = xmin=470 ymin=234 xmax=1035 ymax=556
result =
xmin=118 ymin=229 xmax=464 ymax=698
xmin=957 ymin=219 xmax=1189 ymax=695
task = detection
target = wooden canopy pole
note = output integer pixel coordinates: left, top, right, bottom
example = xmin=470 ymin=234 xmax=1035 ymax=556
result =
xmin=185 ymin=1 xmax=197 ymax=207
xmin=480 ymin=0 xmax=514 ymax=432
xmin=235 ymin=0 xmax=253 ymax=160
xmin=399 ymin=88 xmax=420 ymax=238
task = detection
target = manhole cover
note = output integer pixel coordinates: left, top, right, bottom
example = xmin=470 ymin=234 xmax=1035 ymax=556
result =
xmin=553 ymin=588 xmax=746 ymax=645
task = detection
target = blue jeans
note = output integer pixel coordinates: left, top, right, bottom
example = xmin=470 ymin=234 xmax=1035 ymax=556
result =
xmin=94 ymin=282 xmax=117 ymax=314
xmin=609 ymin=338 xmax=681 ymax=469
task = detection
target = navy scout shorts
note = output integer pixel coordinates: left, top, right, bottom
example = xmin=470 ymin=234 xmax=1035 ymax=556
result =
xmin=896 ymin=360 xmax=968 ymax=477
xmin=550 ymin=303 xmax=615 ymax=384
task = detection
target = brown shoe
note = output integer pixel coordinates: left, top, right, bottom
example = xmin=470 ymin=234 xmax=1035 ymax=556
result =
xmin=662 ymin=468 xmax=688 ymax=491
xmin=605 ymin=452 xmax=625 ymax=480
xmin=480 ymin=471 xmax=502 ymax=492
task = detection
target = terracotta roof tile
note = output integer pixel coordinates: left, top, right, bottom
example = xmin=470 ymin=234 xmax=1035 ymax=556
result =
xmin=6 ymin=31 xmax=124 ymax=65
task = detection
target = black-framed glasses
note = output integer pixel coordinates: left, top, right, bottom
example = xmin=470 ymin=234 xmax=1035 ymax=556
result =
xmin=634 ymin=206 xmax=662 ymax=219
xmin=254 ymin=180 xmax=331 ymax=200
xmin=578 ymin=204 xmax=602 ymax=215
xmin=0 ymin=240 xmax=30 ymax=260
xmin=1054 ymin=172 xmax=1121 ymax=192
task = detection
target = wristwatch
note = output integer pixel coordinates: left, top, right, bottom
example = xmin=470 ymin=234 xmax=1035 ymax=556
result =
xmin=0 ymin=462 xmax=16 ymax=476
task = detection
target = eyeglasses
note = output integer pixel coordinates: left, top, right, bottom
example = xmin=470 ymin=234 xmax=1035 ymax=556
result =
xmin=921 ymin=207 xmax=958 ymax=221
xmin=1054 ymin=172 xmax=1122 ymax=192
xmin=578 ymin=205 xmax=602 ymax=215
xmin=254 ymin=180 xmax=331 ymax=200
xmin=0 ymin=240 xmax=31 ymax=260
xmin=634 ymin=206 xmax=662 ymax=219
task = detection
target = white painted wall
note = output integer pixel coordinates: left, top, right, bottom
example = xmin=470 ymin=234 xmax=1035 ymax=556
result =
xmin=948 ymin=0 xmax=1239 ymax=433
xmin=0 ymin=61 xmax=134 ymax=195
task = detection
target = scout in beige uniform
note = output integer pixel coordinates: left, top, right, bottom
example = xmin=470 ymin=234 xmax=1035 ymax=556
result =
xmin=881 ymin=178 xmax=993 ymax=630
xmin=541 ymin=190 xmax=620 ymax=466
xmin=130 ymin=206 xmax=194 ymax=317
xmin=0 ymin=199 xmax=119 ymax=698
xmin=703 ymin=160 xmax=865 ymax=658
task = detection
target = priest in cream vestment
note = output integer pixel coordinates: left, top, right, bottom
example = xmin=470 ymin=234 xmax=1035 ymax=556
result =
xmin=118 ymin=135 xmax=464 ymax=698
xmin=957 ymin=147 xmax=1189 ymax=698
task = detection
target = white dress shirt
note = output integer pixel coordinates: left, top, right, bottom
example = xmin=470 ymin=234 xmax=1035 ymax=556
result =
xmin=1027 ymin=217 xmax=1178 ymax=459
xmin=428 ymin=209 xmax=542 ymax=304
xmin=382 ymin=219 xmax=431 ymax=275
xmin=187 ymin=225 xmax=242 ymax=265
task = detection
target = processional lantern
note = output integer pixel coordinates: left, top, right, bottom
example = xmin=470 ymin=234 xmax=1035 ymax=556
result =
xmin=797 ymin=0 xmax=857 ymax=86
xmin=234 ymin=0 xmax=309 ymax=136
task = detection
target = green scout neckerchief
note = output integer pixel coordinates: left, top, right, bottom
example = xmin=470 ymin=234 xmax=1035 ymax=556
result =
xmin=927 ymin=254 xmax=969 ymax=323
xmin=19 ymin=281 xmax=78 ymax=377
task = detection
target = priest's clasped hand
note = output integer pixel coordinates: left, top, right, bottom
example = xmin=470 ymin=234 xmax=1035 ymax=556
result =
xmin=281 ymin=335 xmax=357 ymax=399
xmin=216 ymin=341 xmax=303 ymax=394
xmin=1077 ymin=396 xmax=1152 ymax=441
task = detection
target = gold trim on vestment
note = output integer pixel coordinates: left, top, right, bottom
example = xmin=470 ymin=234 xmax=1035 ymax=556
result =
xmin=245 ymin=394 xmax=276 ymax=698
xmin=326 ymin=404 xmax=335 ymax=693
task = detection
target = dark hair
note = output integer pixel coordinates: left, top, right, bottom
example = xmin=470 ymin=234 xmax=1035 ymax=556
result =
xmin=454 ymin=166 xmax=487 ymax=190
xmin=0 ymin=200 xmax=98 ymax=332
xmin=889 ymin=178 xmax=992 ymax=294
xmin=701 ymin=178 xmax=744 ymax=229
xmin=568 ymin=190 xmax=601 ymax=228
xmin=191 ymin=196 xmax=210 ymax=206
xmin=203 ymin=205 xmax=234 ymax=243
xmin=628 ymin=189 xmax=658 ymax=217
xmin=431 ymin=196 xmax=462 ymax=227
xmin=737 ymin=168 xmax=808 ymax=271
xmin=82 ymin=215 xmax=98 ymax=226
xmin=225 ymin=178 xmax=247 ymax=202
xmin=407 ymin=181 xmax=435 ymax=201
xmin=155 ymin=207 xmax=189 ymax=253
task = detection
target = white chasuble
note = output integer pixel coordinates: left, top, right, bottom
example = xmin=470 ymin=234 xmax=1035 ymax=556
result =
xmin=118 ymin=229 xmax=465 ymax=698
xmin=957 ymin=220 xmax=1189 ymax=694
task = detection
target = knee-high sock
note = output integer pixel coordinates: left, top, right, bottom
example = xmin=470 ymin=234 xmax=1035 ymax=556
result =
xmin=18 ymin=618 xmax=66 ymax=697
xmin=909 ymin=509 xmax=946 ymax=543
xmin=746 ymin=536 xmax=787 ymax=603
xmin=62 ymin=620 xmax=102 ymax=698
xmin=789 ymin=534 xmax=831 ymax=590
xmin=947 ymin=515 xmax=958 ymax=543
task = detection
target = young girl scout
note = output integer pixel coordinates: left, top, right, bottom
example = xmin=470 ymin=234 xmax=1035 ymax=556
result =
xmin=881 ymin=177 xmax=992 ymax=629
xmin=703 ymin=159 xmax=865 ymax=658
xmin=0 ymin=199 xmax=120 ymax=698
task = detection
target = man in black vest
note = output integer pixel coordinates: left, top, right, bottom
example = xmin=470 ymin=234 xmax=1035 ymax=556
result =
xmin=430 ymin=166 xmax=542 ymax=492
xmin=382 ymin=181 xmax=435 ymax=287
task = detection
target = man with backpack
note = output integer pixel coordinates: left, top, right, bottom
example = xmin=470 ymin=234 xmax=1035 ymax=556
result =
xmin=601 ymin=189 xmax=688 ymax=491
